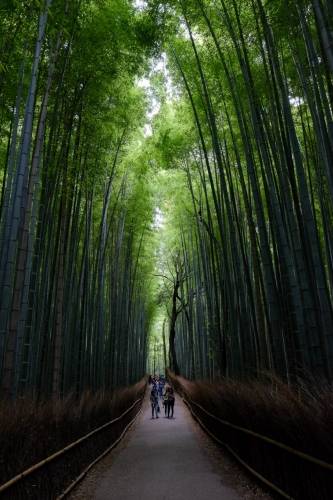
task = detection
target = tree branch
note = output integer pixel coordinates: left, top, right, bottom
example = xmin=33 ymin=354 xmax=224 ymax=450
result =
xmin=153 ymin=273 xmax=174 ymax=284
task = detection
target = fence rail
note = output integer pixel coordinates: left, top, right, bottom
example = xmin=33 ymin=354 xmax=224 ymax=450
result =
xmin=183 ymin=398 xmax=292 ymax=499
xmin=57 ymin=403 xmax=143 ymax=499
xmin=187 ymin=398 xmax=333 ymax=471
xmin=179 ymin=394 xmax=333 ymax=500
xmin=0 ymin=396 xmax=143 ymax=498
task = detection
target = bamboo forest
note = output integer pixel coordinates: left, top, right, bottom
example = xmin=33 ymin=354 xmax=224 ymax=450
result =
xmin=0 ymin=1 xmax=332 ymax=499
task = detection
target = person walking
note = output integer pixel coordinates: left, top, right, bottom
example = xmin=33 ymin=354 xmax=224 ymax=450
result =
xmin=163 ymin=385 xmax=175 ymax=418
xmin=167 ymin=386 xmax=175 ymax=418
xmin=163 ymin=385 xmax=169 ymax=416
xmin=158 ymin=378 xmax=164 ymax=399
xmin=150 ymin=386 xmax=159 ymax=419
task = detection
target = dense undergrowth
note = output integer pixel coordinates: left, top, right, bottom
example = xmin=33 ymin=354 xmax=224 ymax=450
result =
xmin=169 ymin=372 xmax=333 ymax=499
xmin=0 ymin=378 xmax=146 ymax=485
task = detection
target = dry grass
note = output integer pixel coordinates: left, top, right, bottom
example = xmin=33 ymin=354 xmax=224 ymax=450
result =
xmin=168 ymin=371 xmax=333 ymax=499
xmin=0 ymin=378 xmax=146 ymax=485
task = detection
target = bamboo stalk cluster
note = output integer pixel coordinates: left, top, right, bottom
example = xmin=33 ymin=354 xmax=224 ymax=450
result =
xmin=0 ymin=0 xmax=157 ymax=399
xmin=163 ymin=0 xmax=333 ymax=381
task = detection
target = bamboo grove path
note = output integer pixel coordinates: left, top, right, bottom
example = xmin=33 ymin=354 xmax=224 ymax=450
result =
xmin=69 ymin=393 xmax=247 ymax=500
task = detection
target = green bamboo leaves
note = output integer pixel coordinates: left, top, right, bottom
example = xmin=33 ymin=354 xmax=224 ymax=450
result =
xmin=0 ymin=0 xmax=159 ymax=399
xmin=1 ymin=0 xmax=332 ymax=396
xmin=158 ymin=0 xmax=333 ymax=381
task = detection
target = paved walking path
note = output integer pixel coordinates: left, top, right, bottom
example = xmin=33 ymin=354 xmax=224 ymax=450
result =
xmin=93 ymin=393 xmax=240 ymax=500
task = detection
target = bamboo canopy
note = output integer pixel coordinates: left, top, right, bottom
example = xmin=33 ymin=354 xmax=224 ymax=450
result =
xmin=0 ymin=0 xmax=333 ymax=398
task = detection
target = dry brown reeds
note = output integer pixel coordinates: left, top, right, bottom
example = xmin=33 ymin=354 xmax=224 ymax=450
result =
xmin=0 ymin=378 xmax=146 ymax=489
xmin=168 ymin=371 xmax=333 ymax=499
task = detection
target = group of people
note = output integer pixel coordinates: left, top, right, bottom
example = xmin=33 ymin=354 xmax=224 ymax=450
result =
xmin=149 ymin=375 xmax=175 ymax=419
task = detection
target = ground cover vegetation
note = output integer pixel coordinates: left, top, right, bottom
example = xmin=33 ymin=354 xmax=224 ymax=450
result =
xmin=169 ymin=372 xmax=333 ymax=498
xmin=0 ymin=378 xmax=146 ymax=495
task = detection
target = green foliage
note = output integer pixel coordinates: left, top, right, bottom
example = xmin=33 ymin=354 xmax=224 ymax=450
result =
xmin=0 ymin=0 xmax=164 ymax=398
xmin=151 ymin=101 xmax=195 ymax=168
xmin=1 ymin=0 xmax=333 ymax=399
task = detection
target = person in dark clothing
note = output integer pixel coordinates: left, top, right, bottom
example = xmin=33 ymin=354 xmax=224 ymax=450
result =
xmin=150 ymin=387 xmax=159 ymax=419
xmin=163 ymin=390 xmax=168 ymax=416
xmin=165 ymin=386 xmax=175 ymax=418
xmin=158 ymin=379 xmax=164 ymax=399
